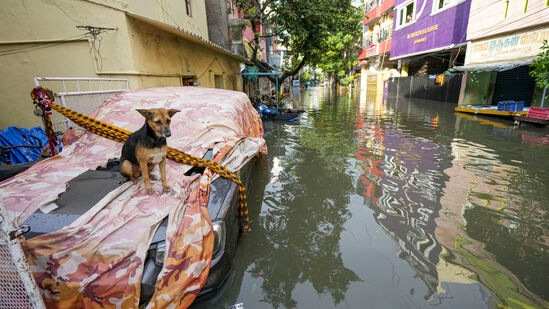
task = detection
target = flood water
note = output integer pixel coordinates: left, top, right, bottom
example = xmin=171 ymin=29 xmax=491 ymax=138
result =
xmin=195 ymin=87 xmax=548 ymax=309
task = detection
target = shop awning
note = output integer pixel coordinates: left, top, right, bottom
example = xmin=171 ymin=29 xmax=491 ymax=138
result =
xmin=452 ymin=58 xmax=534 ymax=72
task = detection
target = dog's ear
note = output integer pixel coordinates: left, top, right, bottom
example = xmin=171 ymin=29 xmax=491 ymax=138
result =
xmin=136 ymin=109 xmax=152 ymax=119
xmin=167 ymin=109 xmax=180 ymax=117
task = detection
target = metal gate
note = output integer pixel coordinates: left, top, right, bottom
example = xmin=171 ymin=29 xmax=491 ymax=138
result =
xmin=0 ymin=201 xmax=45 ymax=309
xmin=34 ymin=77 xmax=130 ymax=133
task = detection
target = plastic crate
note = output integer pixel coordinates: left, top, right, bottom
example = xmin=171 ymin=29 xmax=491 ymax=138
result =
xmin=497 ymin=101 xmax=524 ymax=112
xmin=497 ymin=101 xmax=510 ymax=111
xmin=527 ymin=107 xmax=549 ymax=120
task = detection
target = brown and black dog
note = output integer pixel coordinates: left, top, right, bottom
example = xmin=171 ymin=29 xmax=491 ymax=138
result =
xmin=120 ymin=108 xmax=179 ymax=194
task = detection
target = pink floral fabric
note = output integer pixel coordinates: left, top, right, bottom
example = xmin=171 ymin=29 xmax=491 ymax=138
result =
xmin=0 ymin=87 xmax=266 ymax=308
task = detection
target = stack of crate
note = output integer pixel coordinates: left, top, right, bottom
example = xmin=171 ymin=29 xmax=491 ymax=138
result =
xmin=527 ymin=107 xmax=549 ymax=120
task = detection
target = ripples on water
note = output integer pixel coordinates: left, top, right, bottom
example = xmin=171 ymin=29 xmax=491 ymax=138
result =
xmin=193 ymin=87 xmax=548 ymax=309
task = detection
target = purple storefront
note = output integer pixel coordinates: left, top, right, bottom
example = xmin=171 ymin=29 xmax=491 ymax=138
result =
xmin=389 ymin=0 xmax=471 ymax=75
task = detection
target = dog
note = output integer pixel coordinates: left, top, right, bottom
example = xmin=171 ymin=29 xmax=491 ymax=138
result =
xmin=120 ymin=108 xmax=179 ymax=194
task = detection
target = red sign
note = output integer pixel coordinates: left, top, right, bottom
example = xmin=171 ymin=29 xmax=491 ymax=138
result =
xmin=365 ymin=44 xmax=378 ymax=57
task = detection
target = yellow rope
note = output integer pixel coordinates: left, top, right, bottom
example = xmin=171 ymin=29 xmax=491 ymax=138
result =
xmin=51 ymin=104 xmax=250 ymax=231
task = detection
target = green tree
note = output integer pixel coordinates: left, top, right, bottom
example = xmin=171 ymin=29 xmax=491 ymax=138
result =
xmin=318 ymin=33 xmax=361 ymax=87
xmin=529 ymin=40 xmax=549 ymax=107
xmin=232 ymin=0 xmax=362 ymax=90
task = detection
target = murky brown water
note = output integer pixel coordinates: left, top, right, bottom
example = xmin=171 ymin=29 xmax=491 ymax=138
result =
xmin=194 ymin=87 xmax=548 ymax=309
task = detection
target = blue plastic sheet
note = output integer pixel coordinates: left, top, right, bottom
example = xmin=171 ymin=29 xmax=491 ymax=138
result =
xmin=0 ymin=126 xmax=51 ymax=164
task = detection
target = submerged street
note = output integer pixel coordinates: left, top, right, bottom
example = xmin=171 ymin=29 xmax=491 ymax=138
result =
xmin=194 ymin=86 xmax=548 ymax=309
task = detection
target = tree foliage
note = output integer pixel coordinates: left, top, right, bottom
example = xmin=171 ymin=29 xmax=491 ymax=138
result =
xmin=318 ymin=32 xmax=361 ymax=86
xmin=232 ymin=0 xmax=362 ymax=88
xmin=530 ymin=40 xmax=549 ymax=89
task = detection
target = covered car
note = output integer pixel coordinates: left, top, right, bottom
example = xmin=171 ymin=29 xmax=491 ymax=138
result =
xmin=0 ymin=87 xmax=266 ymax=308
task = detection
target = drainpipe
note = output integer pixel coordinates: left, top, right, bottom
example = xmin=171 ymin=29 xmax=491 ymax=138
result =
xmin=542 ymin=85 xmax=547 ymax=108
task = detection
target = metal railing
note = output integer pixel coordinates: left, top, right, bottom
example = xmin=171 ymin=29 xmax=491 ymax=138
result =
xmin=378 ymin=26 xmax=392 ymax=42
xmin=0 ymin=201 xmax=45 ymax=309
xmin=33 ymin=77 xmax=130 ymax=133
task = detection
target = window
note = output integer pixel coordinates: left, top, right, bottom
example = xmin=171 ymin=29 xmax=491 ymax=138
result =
xmin=182 ymin=76 xmax=197 ymax=86
xmin=433 ymin=0 xmax=465 ymax=13
xmin=364 ymin=26 xmax=374 ymax=46
xmin=365 ymin=0 xmax=380 ymax=13
xmin=185 ymin=0 xmax=192 ymax=17
xmin=396 ymin=0 xmax=415 ymax=28
xmin=378 ymin=27 xmax=392 ymax=42
xmin=432 ymin=0 xmax=464 ymax=13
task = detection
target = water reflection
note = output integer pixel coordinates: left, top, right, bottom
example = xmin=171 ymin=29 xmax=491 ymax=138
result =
xmin=355 ymin=96 xmax=451 ymax=301
xmin=439 ymin=136 xmax=548 ymax=306
xmin=193 ymin=87 xmax=548 ymax=309
xmin=386 ymin=93 xmax=548 ymax=307
xmin=250 ymin=96 xmax=362 ymax=308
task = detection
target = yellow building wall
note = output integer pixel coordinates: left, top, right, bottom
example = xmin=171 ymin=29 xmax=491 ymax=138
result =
xmin=0 ymin=0 xmax=243 ymax=129
xmin=0 ymin=42 xmax=100 ymax=128
xmin=126 ymin=17 xmax=241 ymax=90
xmin=127 ymin=0 xmax=209 ymax=39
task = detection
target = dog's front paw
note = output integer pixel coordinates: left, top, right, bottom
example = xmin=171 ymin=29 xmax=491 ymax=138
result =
xmin=146 ymin=187 xmax=155 ymax=195
xmin=162 ymin=185 xmax=174 ymax=194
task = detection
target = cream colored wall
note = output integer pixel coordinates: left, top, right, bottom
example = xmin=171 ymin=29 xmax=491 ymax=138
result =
xmin=0 ymin=0 xmax=243 ymax=129
xmin=0 ymin=0 xmax=135 ymax=72
xmin=0 ymin=42 xmax=98 ymax=128
xmin=467 ymin=0 xmax=549 ymax=41
xmin=126 ymin=17 xmax=242 ymax=90
xmin=0 ymin=0 xmax=132 ymax=128
xmin=126 ymin=0 xmax=209 ymax=39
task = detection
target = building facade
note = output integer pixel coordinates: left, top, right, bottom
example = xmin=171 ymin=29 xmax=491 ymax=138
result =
xmin=360 ymin=0 xmax=395 ymax=70
xmin=0 ymin=0 xmax=246 ymax=128
xmin=359 ymin=0 xmax=397 ymax=97
xmin=390 ymin=0 xmax=471 ymax=76
xmin=457 ymin=0 xmax=549 ymax=107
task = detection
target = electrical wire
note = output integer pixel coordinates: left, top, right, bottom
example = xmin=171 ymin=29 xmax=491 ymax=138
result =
xmin=154 ymin=0 xmax=182 ymax=29
xmin=0 ymin=34 xmax=87 ymax=57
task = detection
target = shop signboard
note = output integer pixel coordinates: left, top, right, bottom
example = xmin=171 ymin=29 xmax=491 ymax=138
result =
xmin=365 ymin=44 xmax=378 ymax=58
xmin=465 ymin=27 xmax=549 ymax=65
xmin=390 ymin=0 xmax=471 ymax=60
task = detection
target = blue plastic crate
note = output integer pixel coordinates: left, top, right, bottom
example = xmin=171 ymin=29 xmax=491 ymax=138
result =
xmin=514 ymin=101 xmax=524 ymax=111
xmin=497 ymin=101 xmax=510 ymax=111
xmin=497 ymin=101 xmax=524 ymax=112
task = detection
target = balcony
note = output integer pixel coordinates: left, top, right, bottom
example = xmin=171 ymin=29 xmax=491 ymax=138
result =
xmin=364 ymin=0 xmax=380 ymax=13
xmin=363 ymin=0 xmax=394 ymax=24
xmin=377 ymin=27 xmax=392 ymax=43
xmin=380 ymin=0 xmax=394 ymax=14
xmin=358 ymin=36 xmax=392 ymax=61
xmin=378 ymin=38 xmax=392 ymax=54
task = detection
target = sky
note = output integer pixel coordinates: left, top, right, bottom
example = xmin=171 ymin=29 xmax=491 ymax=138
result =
xmin=352 ymin=0 xmax=363 ymax=7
